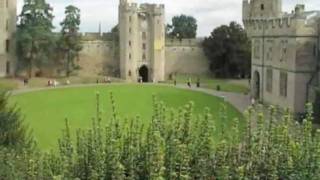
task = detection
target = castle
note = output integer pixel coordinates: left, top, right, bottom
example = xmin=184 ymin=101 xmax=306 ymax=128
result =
xmin=243 ymin=0 xmax=320 ymax=113
xmin=0 ymin=0 xmax=209 ymax=80
xmin=119 ymin=0 xmax=165 ymax=82
xmin=0 ymin=0 xmax=16 ymax=77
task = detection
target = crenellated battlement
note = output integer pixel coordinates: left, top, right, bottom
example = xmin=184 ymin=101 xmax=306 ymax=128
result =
xmin=166 ymin=38 xmax=203 ymax=47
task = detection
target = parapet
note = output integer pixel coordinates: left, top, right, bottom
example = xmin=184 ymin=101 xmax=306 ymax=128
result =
xmin=80 ymin=32 xmax=113 ymax=41
xmin=166 ymin=38 xmax=203 ymax=47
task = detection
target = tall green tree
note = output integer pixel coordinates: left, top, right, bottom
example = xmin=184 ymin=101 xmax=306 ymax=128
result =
xmin=167 ymin=15 xmax=197 ymax=39
xmin=203 ymin=22 xmax=251 ymax=78
xmin=59 ymin=5 xmax=82 ymax=77
xmin=0 ymin=91 xmax=32 ymax=149
xmin=17 ymin=0 xmax=55 ymax=78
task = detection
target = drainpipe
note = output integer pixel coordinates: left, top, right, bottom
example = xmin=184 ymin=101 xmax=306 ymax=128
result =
xmin=261 ymin=20 xmax=265 ymax=103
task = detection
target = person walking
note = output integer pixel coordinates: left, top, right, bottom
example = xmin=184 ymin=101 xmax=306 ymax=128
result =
xmin=187 ymin=77 xmax=191 ymax=88
xmin=196 ymin=77 xmax=200 ymax=88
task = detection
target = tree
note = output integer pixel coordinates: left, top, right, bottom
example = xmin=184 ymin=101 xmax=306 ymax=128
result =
xmin=0 ymin=91 xmax=32 ymax=149
xmin=59 ymin=5 xmax=82 ymax=77
xmin=167 ymin=15 xmax=197 ymax=39
xmin=17 ymin=0 xmax=55 ymax=78
xmin=203 ymin=22 xmax=251 ymax=78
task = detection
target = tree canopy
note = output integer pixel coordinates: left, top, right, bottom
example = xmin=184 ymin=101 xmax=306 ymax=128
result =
xmin=16 ymin=0 xmax=55 ymax=77
xmin=59 ymin=5 xmax=82 ymax=77
xmin=203 ymin=22 xmax=251 ymax=78
xmin=167 ymin=15 xmax=197 ymax=39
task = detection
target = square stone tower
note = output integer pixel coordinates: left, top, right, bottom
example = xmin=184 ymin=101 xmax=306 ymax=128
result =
xmin=0 ymin=0 xmax=16 ymax=77
xmin=243 ymin=0 xmax=320 ymax=113
xmin=119 ymin=0 xmax=165 ymax=82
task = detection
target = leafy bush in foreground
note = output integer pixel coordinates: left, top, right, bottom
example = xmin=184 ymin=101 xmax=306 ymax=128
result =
xmin=0 ymin=93 xmax=319 ymax=179
xmin=0 ymin=91 xmax=33 ymax=149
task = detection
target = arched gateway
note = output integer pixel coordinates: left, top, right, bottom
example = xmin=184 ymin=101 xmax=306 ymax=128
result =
xmin=139 ymin=65 xmax=149 ymax=82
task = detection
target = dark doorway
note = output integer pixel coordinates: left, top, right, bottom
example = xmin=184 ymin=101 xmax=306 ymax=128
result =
xmin=139 ymin=65 xmax=149 ymax=82
xmin=253 ymin=71 xmax=260 ymax=99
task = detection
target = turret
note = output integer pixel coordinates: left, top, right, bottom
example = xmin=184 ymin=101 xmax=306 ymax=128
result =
xmin=243 ymin=0 xmax=282 ymax=20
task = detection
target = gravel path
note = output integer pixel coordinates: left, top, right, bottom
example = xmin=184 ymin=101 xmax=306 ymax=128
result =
xmin=11 ymin=83 xmax=251 ymax=113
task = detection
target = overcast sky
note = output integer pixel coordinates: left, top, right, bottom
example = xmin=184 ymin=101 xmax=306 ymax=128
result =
xmin=16 ymin=0 xmax=320 ymax=37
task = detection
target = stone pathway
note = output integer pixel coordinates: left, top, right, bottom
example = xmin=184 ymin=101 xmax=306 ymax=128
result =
xmin=172 ymin=84 xmax=251 ymax=113
xmin=11 ymin=83 xmax=251 ymax=113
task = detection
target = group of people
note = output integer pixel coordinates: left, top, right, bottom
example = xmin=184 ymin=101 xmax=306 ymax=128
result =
xmin=96 ymin=76 xmax=112 ymax=84
xmin=171 ymin=77 xmax=201 ymax=88
xmin=187 ymin=77 xmax=201 ymax=88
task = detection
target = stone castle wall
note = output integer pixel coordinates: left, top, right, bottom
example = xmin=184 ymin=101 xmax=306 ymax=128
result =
xmin=0 ymin=0 xmax=16 ymax=77
xmin=243 ymin=0 xmax=320 ymax=113
xmin=165 ymin=39 xmax=209 ymax=76
xmin=77 ymin=36 xmax=209 ymax=77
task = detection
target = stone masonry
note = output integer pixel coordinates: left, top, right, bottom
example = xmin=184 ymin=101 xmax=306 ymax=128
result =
xmin=0 ymin=0 xmax=16 ymax=77
xmin=243 ymin=0 xmax=320 ymax=113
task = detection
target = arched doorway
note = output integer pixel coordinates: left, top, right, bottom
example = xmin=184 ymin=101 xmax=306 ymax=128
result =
xmin=253 ymin=71 xmax=260 ymax=99
xmin=139 ymin=65 xmax=149 ymax=82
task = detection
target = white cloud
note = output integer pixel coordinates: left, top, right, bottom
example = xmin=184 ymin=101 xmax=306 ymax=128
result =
xmin=16 ymin=0 xmax=320 ymax=37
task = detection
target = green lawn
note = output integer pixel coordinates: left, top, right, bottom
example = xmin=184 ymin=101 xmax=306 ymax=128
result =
xmin=166 ymin=74 xmax=250 ymax=94
xmin=11 ymin=84 xmax=242 ymax=150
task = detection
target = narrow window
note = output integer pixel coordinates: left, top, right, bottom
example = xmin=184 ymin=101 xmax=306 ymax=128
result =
xmin=142 ymin=53 xmax=146 ymax=60
xmin=6 ymin=0 xmax=8 ymax=8
xmin=129 ymin=41 xmax=132 ymax=47
xmin=6 ymin=39 xmax=10 ymax=53
xmin=142 ymin=43 xmax=146 ymax=50
xmin=6 ymin=19 xmax=8 ymax=31
xmin=142 ymin=32 xmax=146 ymax=40
xmin=6 ymin=61 xmax=10 ymax=74
xmin=129 ymin=16 xmax=132 ymax=22
xmin=129 ymin=53 xmax=132 ymax=59
xmin=129 ymin=28 xmax=132 ymax=34
xmin=128 ymin=70 xmax=132 ymax=77
xmin=261 ymin=4 xmax=264 ymax=10
xmin=280 ymin=72 xmax=288 ymax=97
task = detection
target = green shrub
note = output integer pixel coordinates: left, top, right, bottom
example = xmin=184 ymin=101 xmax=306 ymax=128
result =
xmin=0 ymin=93 xmax=319 ymax=179
xmin=0 ymin=91 xmax=33 ymax=149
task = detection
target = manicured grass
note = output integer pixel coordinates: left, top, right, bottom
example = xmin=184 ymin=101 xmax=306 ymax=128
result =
xmin=11 ymin=84 xmax=242 ymax=150
xmin=166 ymin=74 xmax=250 ymax=94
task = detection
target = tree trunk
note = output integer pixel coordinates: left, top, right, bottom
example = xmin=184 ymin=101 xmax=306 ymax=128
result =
xmin=66 ymin=50 xmax=71 ymax=77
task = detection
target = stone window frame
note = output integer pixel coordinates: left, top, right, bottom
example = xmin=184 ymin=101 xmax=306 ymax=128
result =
xmin=280 ymin=39 xmax=288 ymax=62
xmin=253 ymin=39 xmax=261 ymax=59
xmin=6 ymin=19 xmax=9 ymax=31
xmin=142 ymin=43 xmax=146 ymax=50
xmin=142 ymin=32 xmax=147 ymax=40
xmin=266 ymin=68 xmax=273 ymax=93
xmin=5 ymin=39 xmax=10 ymax=53
xmin=266 ymin=39 xmax=274 ymax=61
xmin=279 ymin=72 xmax=288 ymax=97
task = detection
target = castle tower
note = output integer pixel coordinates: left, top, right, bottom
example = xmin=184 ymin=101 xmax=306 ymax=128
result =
xmin=243 ymin=0 xmax=282 ymax=20
xmin=119 ymin=0 xmax=165 ymax=82
xmin=0 ymin=0 xmax=16 ymax=77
